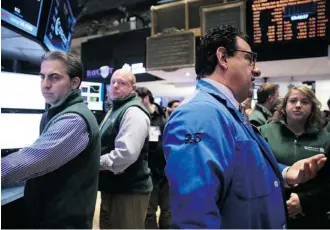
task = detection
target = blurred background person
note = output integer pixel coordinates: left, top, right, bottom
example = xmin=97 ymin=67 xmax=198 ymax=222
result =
xmin=136 ymin=87 xmax=171 ymax=229
xmin=242 ymin=97 xmax=253 ymax=116
xmin=260 ymin=86 xmax=330 ymax=229
xmin=166 ymin=100 xmax=180 ymax=119
xmin=323 ymin=98 xmax=330 ymax=132
xmin=250 ymin=83 xmax=279 ymax=126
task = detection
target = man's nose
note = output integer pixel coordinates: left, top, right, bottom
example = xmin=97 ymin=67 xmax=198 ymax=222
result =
xmin=113 ymin=82 xmax=119 ymax=89
xmin=252 ymin=67 xmax=261 ymax=78
xmin=41 ymin=78 xmax=51 ymax=88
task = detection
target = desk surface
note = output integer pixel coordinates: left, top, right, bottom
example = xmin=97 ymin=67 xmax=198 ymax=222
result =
xmin=1 ymin=185 xmax=25 ymax=206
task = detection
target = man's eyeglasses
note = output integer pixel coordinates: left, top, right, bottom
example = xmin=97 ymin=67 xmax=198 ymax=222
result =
xmin=234 ymin=49 xmax=257 ymax=67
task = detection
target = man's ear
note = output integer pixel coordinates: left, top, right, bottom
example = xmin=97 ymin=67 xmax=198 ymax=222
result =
xmin=132 ymin=84 xmax=136 ymax=91
xmin=216 ymin=47 xmax=228 ymax=70
xmin=71 ymin=76 xmax=81 ymax=89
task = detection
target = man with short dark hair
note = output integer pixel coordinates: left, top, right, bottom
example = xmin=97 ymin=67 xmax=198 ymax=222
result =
xmin=166 ymin=100 xmax=180 ymax=118
xmin=250 ymin=82 xmax=280 ymax=126
xmin=136 ymin=87 xmax=171 ymax=229
xmin=163 ymin=25 xmax=327 ymax=228
xmin=1 ymin=51 xmax=101 ymax=228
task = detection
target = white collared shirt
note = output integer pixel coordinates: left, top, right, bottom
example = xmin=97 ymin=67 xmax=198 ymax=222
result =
xmin=203 ymin=78 xmax=240 ymax=110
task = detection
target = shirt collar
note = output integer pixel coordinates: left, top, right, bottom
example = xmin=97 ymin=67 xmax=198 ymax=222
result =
xmin=203 ymin=78 xmax=240 ymax=110
xmin=256 ymin=104 xmax=273 ymax=117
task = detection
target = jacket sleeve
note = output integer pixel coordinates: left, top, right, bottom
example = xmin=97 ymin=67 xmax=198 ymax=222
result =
xmin=297 ymin=160 xmax=330 ymax=216
xmin=162 ymin=101 xmax=236 ymax=229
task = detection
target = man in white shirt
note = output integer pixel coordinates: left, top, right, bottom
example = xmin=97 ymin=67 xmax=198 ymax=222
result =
xmin=98 ymin=69 xmax=152 ymax=229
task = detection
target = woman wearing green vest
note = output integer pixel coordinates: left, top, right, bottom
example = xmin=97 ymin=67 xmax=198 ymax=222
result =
xmin=260 ymin=86 xmax=330 ymax=229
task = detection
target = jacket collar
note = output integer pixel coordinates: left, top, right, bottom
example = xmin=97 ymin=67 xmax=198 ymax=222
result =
xmin=278 ymin=120 xmax=320 ymax=136
xmin=197 ymin=79 xmax=242 ymax=118
xmin=111 ymin=93 xmax=137 ymax=110
xmin=48 ymin=89 xmax=83 ymax=114
xmin=255 ymin=104 xmax=273 ymax=118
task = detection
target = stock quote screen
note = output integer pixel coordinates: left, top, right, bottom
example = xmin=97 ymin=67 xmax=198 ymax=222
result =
xmin=1 ymin=0 xmax=43 ymax=36
xmin=43 ymin=0 xmax=75 ymax=52
xmin=247 ymin=0 xmax=330 ymax=61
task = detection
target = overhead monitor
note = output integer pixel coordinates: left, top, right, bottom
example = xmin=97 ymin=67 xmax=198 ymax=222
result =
xmin=0 ymin=113 xmax=42 ymax=150
xmin=246 ymin=0 xmax=330 ymax=61
xmin=0 ymin=72 xmax=45 ymax=110
xmin=154 ymin=97 xmax=163 ymax=106
xmin=79 ymin=81 xmax=105 ymax=111
xmin=43 ymin=0 xmax=76 ymax=51
xmin=1 ymin=0 xmax=44 ymax=36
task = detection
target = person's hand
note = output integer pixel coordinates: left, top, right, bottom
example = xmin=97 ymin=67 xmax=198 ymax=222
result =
xmin=286 ymin=154 xmax=327 ymax=185
xmin=286 ymin=193 xmax=304 ymax=218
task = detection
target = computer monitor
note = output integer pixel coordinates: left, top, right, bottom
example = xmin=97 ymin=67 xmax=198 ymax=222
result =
xmin=0 ymin=113 xmax=42 ymax=150
xmin=1 ymin=0 xmax=44 ymax=36
xmin=79 ymin=81 xmax=105 ymax=111
xmin=154 ymin=97 xmax=163 ymax=106
xmin=0 ymin=72 xmax=45 ymax=110
xmin=43 ymin=0 xmax=76 ymax=51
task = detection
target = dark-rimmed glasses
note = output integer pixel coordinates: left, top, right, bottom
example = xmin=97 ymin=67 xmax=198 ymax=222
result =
xmin=234 ymin=49 xmax=257 ymax=67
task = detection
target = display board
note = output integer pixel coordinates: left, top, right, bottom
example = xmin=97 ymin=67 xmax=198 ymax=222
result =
xmin=79 ymin=81 xmax=105 ymax=111
xmin=246 ymin=0 xmax=330 ymax=60
xmin=1 ymin=0 xmax=44 ymax=36
xmin=0 ymin=72 xmax=45 ymax=110
xmin=0 ymin=113 xmax=42 ymax=149
xmin=43 ymin=0 xmax=76 ymax=51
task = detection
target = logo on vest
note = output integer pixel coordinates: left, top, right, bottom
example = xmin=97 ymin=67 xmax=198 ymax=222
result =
xmin=304 ymin=146 xmax=325 ymax=153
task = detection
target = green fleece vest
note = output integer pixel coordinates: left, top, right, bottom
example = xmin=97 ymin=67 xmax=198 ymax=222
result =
xmin=249 ymin=104 xmax=273 ymax=127
xmin=98 ymin=93 xmax=152 ymax=193
xmin=24 ymin=89 xmax=101 ymax=229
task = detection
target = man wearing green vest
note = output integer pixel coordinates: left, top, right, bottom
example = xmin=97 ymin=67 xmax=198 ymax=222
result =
xmin=1 ymin=51 xmax=101 ymax=228
xmin=99 ymin=69 xmax=152 ymax=229
xmin=250 ymin=83 xmax=280 ymax=126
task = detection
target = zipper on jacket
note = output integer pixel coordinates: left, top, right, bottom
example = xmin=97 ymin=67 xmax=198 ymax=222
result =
xmin=293 ymin=138 xmax=298 ymax=162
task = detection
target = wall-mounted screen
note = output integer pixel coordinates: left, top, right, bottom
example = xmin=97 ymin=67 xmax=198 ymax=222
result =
xmin=246 ymin=0 xmax=330 ymax=61
xmin=79 ymin=81 xmax=104 ymax=111
xmin=154 ymin=97 xmax=163 ymax=106
xmin=43 ymin=0 xmax=75 ymax=51
xmin=1 ymin=0 xmax=43 ymax=36
xmin=0 ymin=72 xmax=45 ymax=110
xmin=0 ymin=113 xmax=42 ymax=149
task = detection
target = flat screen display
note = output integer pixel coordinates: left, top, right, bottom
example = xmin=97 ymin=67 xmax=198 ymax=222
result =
xmin=154 ymin=97 xmax=163 ymax=106
xmin=246 ymin=0 xmax=330 ymax=61
xmin=1 ymin=0 xmax=43 ymax=36
xmin=43 ymin=0 xmax=75 ymax=51
xmin=0 ymin=113 xmax=42 ymax=149
xmin=0 ymin=72 xmax=45 ymax=110
xmin=79 ymin=81 xmax=104 ymax=111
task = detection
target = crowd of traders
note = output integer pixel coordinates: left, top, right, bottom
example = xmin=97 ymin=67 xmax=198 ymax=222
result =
xmin=1 ymin=24 xmax=330 ymax=229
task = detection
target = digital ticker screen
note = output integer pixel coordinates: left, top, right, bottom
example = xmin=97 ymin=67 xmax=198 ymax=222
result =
xmin=247 ymin=0 xmax=330 ymax=61
xmin=1 ymin=0 xmax=43 ymax=36
xmin=43 ymin=0 xmax=75 ymax=52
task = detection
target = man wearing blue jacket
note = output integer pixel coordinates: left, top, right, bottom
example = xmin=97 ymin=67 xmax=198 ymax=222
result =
xmin=162 ymin=25 xmax=327 ymax=229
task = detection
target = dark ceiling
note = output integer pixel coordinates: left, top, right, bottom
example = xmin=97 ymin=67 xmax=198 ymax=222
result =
xmin=78 ymin=0 xmax=160 ymax=20
xmin=1 ymin=0 xmax=171 ymax=66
